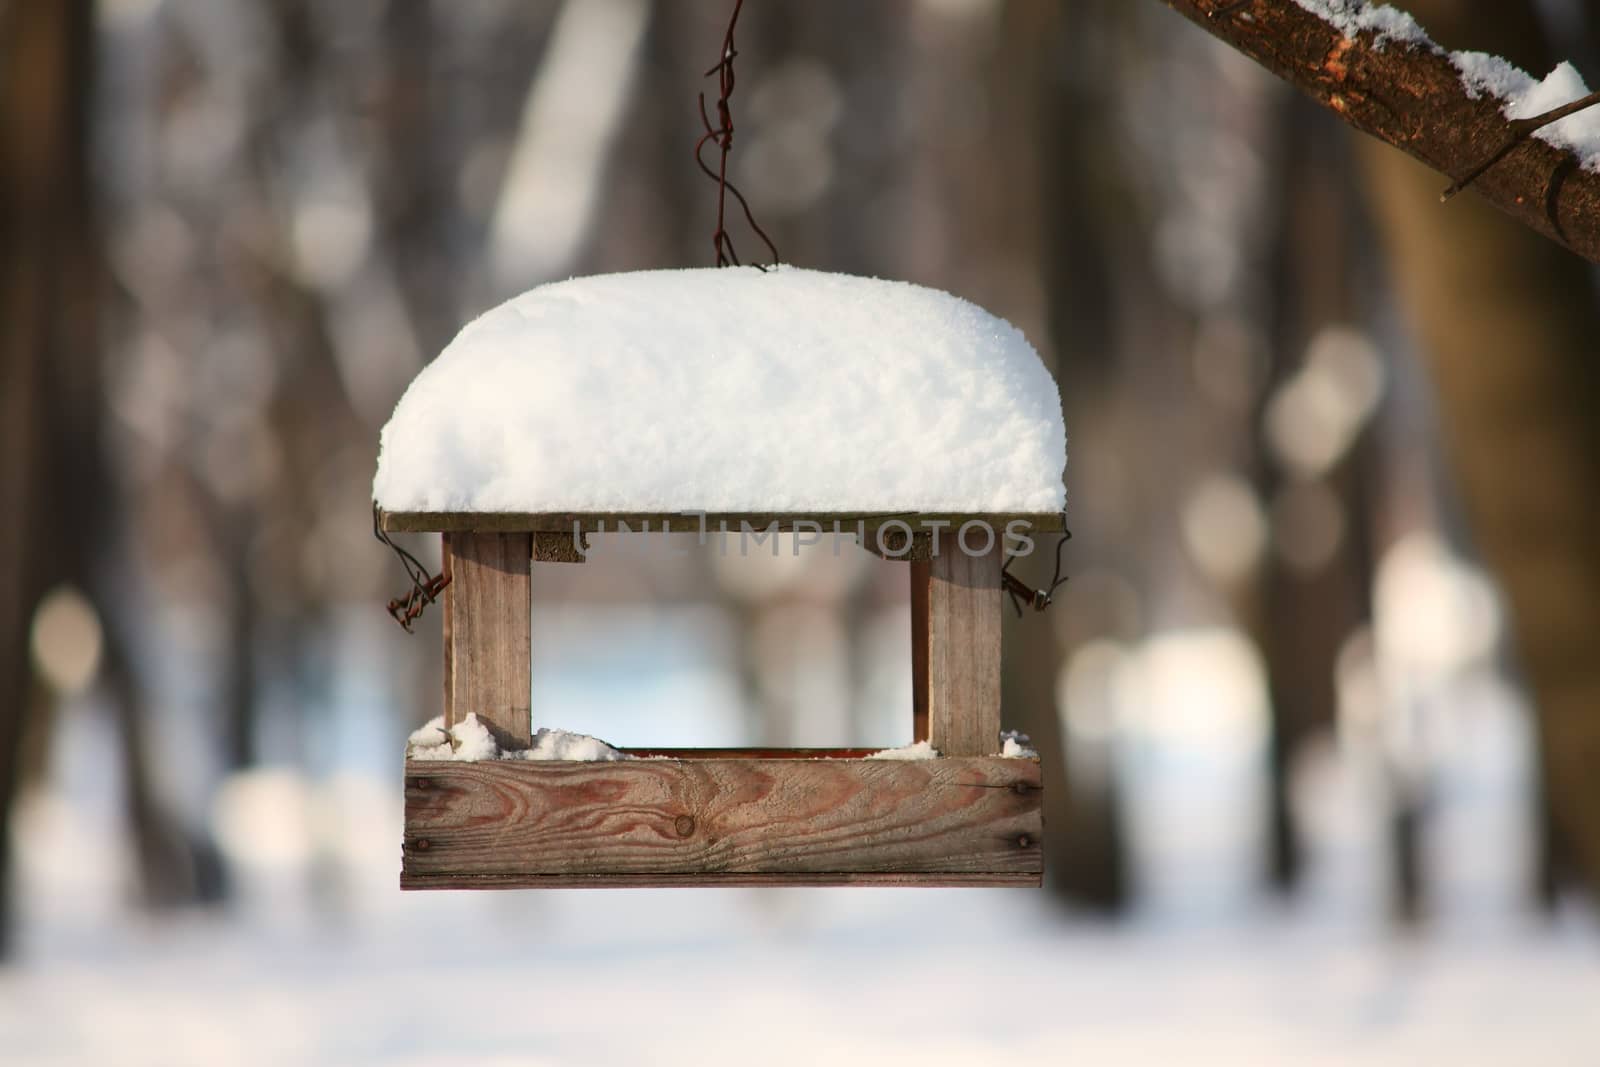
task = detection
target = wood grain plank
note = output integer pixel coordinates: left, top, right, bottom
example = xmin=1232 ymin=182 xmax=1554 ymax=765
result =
xmin=380 ymin=510 xmax=1067 ymax=535
xmin=402 ymin=756 xmax=1041 ymax=882
xmin=620 ymin=748 xmax=884 ymax=760
xmin=447 ymin=532 xmax=532 ymax=750
xmin=402 ymin=871 xmax=1041 ymax=889
xmin=927 ymin=544 xmax=1003 ymax=756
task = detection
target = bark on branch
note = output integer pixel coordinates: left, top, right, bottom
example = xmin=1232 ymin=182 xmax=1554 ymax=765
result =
xmin=1161 ymin=0 xmax=1600 ymax=264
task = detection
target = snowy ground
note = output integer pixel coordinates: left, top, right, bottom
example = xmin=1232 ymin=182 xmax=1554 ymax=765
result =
xmin=5 ymin=546 xmax=1599 ymax=1065
xmin=4 ymin=880 xmax=1596 ymax=1066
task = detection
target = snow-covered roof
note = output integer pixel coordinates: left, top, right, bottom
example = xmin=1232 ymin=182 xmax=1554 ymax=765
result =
xmin=373 ymin=268 xmax=1065 ymax=518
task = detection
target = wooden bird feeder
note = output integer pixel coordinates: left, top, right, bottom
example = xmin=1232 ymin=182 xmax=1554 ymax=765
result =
xmin=375 ymin=268 xmax=1065 ymax=889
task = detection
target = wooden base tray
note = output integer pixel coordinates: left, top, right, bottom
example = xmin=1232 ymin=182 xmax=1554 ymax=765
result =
xmin=401 ymin=754 xmax=1042 ymax=889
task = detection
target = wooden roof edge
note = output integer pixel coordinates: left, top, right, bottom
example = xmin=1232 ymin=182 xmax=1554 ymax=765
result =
xmin=377 ymin=508 xmax=1068 ymax=534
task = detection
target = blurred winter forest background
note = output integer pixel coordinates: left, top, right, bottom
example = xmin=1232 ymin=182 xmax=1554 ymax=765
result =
xmin=4 ymin=0 xmax=1600 ymax=1063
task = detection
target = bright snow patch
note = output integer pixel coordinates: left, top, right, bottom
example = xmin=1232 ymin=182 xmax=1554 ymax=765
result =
xmin=407 ymin=714 xmax=500 ymax=761
xmin=373 ymin=267 xmax=1066 ymax=515
xmin=866 ymin=732 xmax=1037 ymax=759
xmin=1001 ymin=730 xmax=1039 ymax=759
xmin=525 ymin=726 xmax=630 ymax=761
xmin=1453 ymin=57 xmax=1600 ymax=172
xmin=1290 ymin=1 xmax=1426 ymax=46
xmin=866 ymin=740 xmax=939 ymax=761
xmin=406 ymin=714 xmax=628 ymax=762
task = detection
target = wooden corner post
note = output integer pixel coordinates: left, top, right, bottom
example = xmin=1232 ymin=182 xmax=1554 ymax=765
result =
xmin=914 ymin=535 xmax=1003 ymax=756
xmin=444 ymin=531 xmax=532 ymax=751
xmin=910 ymin=557 xmax=931 ymax=744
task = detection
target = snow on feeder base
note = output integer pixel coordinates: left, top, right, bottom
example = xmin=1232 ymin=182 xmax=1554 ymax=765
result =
xmin=374 ymin=268 xmax=1066 ymax=889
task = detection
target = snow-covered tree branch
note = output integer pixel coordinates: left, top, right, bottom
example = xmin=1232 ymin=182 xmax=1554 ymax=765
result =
xmin=1162 ymin=0 xmax=1600 ymax=264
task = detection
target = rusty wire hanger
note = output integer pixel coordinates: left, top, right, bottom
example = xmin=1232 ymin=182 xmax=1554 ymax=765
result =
xmin=694 ymin=0 xmax=780 ymax=269
xmin=1001 ymin=518 xmax=1072 ymax=618
xmin=374 ymin=503 xmax=449 ymax=632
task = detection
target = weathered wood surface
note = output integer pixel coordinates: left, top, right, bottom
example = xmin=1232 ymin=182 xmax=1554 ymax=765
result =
xmin=440 ymin=534 xmax=454 ymax=723
xmin=402 ymin=756 xmax=1041 ymax=886
xmin=446 ymin=532 xmax=532 ymax=750
xmin=620 ymin=747 xmax=884 ymax=759
xmin=533 ymin=530 xmax=586 ymax=562
xmin=1161 ymin=0 xmax=1600 ymax=265
xmin=403 ymin=871 xmax=1041 ymax=889
xmin=910 ymin=557 xmax=931 ymax=743
xmin=380 ymin=509 xmax=1066 ymax=536
xmin=859 ymin=525 xmax=932 ymax=561
xmin=925 ymin=545 xmax=1003 ymax=757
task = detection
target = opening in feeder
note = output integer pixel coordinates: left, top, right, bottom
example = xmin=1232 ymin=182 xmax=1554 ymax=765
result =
xmin=374 ymin=267 xmax=1066 ymax=889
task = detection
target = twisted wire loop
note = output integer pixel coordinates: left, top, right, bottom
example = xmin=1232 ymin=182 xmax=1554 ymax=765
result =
xmin=374 ymin=503 xmax=450 ymax=633
xmin=694 ymin=0 xmax=780 ymax=269
xmin=1001 ymin=518 xmax=1072 ymax=618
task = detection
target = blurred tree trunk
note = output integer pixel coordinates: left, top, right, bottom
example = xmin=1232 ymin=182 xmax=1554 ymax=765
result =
xmin=0 ymin=0 xmax=97 ymax=956
xmin=1 ymin=1 xmax=232 ymax=947
xmin=378 ymin=0 xmax=453 ymax=357
xmin=1355 ymin=0 xmax=1600 ymax=902
xmin=1250 ymin=95 xmax=1379 ymax=901
xmin=1025 ymin=0 xmax=1129 ymax=909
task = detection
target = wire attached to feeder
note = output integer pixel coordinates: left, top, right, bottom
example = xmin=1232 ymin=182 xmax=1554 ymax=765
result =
xmin=1001 ymin=519 xmax=1072 ymax=619
xmin=694 ymin=0 xmax=780 ymax=269
xmin=374 ymin=503 xmax=450 ymax=633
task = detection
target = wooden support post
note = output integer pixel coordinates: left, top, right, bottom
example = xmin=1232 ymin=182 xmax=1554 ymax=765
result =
xmin=920 ymin=538 xmax=1002 ymax=756
xmin=446 ymin=531 xmax=532 ymax=751
xmin=441 ymin=533 xmax=454 ymax=725
xmin=910 ymin=557 xmax=931 ymax=744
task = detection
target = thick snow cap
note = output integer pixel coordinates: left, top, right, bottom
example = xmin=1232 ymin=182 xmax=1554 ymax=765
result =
xmin=373 ymin=267 xmax=1066 ymax=515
